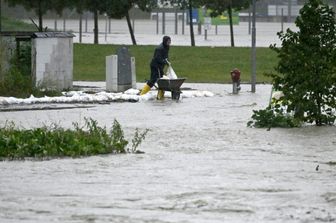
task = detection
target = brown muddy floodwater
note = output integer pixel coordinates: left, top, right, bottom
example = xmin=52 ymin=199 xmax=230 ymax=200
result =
xmin=0 ymin=83 xmax=335 ymax=223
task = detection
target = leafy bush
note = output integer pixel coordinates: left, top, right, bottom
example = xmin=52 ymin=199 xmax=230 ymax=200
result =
xmin=0 ymin=118 xmax=149 ymax=160
xmin=267 ymin=0 xmax=336 ymax=126
xmin=249 ymin=0 xmax=336 ymax=128
xmin=247 ymin=106 xmax=301 ymax=129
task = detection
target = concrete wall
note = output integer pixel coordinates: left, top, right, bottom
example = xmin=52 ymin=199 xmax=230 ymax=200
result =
xmin=32 ymin=37 xmax=73 ymax=90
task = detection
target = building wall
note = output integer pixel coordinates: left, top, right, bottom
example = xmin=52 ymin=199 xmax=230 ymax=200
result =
xmin=32 ymin=37 xmax=73 ymax=90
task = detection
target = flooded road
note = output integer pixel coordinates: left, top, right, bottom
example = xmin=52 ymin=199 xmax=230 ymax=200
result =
xmin=0 ymin=83 xmax=335 ymax=223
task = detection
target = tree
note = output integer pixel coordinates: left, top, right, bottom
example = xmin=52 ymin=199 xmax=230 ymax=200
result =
xmin=105 ymin=0 xmax=157 ymax=45
xmin=5 ymin=0 xmax=49 ymax=31
xmin=163 ymin=0 xmax=203 ymax=47
xmin=78 ymin=0 xmax=105 ymax=44
xmin=201 ymin=0 xmax=251 ymax=47
xmin=5 ymin=0 xmax=73 ymax=32
xmin=131 ymin=0 xmax=157 ymax=44
xmin=269 ymin=0 xmax=336 ymax=126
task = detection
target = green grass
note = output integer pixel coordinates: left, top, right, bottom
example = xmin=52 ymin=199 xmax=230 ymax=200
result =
xmin=74 ymin=43 xmax=278 ymax=83
xmin=0 ymin=118 xmax=149 ymax=160
xmin=1 ymin=16 xmax=37 ymax=31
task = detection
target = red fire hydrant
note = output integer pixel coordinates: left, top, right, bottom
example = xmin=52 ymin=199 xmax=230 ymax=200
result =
xmin=230 ymin=68 xmax=241 ymax=94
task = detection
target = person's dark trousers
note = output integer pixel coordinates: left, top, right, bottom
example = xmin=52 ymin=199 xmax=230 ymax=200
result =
xmin=147 ymin=65 xmax=162 ymax=87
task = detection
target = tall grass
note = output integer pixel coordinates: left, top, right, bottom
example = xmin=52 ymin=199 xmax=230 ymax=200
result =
xmin=0 ymin=118 xmax=149 ymax=160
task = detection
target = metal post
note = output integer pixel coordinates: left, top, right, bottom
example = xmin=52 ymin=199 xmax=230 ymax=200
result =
xmin=248 ymin=5 xmax=251 ymax=35
xmin=0 ymin=0 xmax=2 ymax=32
xmin=204 ymin=29 xmax=207 ymax=40
xmin=198 ymin=22 xmax=201 ymax=35
xmin=54 ymin=19 xmax=57 ymax=31
xmin=85 ymin=12 xmax=88 ymax=33
xmin=105 ymin=14 xmax=108 ymax=42
xmin=156 ymin=11 xmax=159 ymax=35
xmin=162 ymin=11 xmax=165 ymax=35
xmin=63 ymin=17 xmax=66 ymax=31
xmin=251 ymin=0 xmax=256 ymax=93
xmin=109 ymin=18 xmax=111 ymax=33
xmin=288 ymin=0 xmax=291 ymax=23
xmin=182 ymin=11 xmax=185 ymax=35
xmin=281 ymin=8 xmax=284 ymax=32
xmin=215 ymin=25 xmax=218 ymax=35
xmin=175 ymin=9 xmax=178 ymax=35
xmin=79 ymin=14 xmax=82 ymax=43
xmin=132 ymin=18 xmax=135 ymax=33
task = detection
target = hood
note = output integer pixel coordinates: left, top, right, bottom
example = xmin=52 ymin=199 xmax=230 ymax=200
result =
xmin=162 ymin=36 xmax=171 ymax=47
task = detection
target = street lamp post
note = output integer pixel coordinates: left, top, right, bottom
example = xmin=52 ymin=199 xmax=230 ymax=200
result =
xmin=251 ymin=0 xmax=256 ymax=93
xmin=0 ymin=0 xmax=2 ymax=32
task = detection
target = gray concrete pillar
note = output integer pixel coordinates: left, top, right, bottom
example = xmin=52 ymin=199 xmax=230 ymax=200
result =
xmin=131 ymin=57 xmax=136 ymax=89
xmin=106 ymin=55 xmax=118 ymax=92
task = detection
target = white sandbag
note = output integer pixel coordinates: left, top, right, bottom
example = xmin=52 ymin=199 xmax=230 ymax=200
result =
xmin=166 ymin=66 xmax=178 ymax=79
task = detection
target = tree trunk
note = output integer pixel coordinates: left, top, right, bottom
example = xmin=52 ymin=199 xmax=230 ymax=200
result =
xmin=93 ymin=9 xmax=98 ymax=44
xmin=188 ymin=1 xmax=195 ymax=47
xmin=316 ymin=94 xmax=322 ymax=126
xmin=38 ymin=0 xmax=43 ymax=31
xmin=228 ymin=5 xmax=235 ymax=47
xmin=126 ymin=12 xmax=137 ymax=45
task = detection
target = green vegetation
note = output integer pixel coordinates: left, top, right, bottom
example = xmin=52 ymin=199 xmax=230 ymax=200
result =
xmin=0 ymin=68 xmax=62 ymax=98
xmin=0 ymin=40 xmax=61 ymax=97
xmin=1 ymin=16 xmax=37 ymax=31
xmin=247 ymin=106 xmax=301 ymax=128
xmin=74 ymin=43 xmax=277 ymax=83
xmin=0 ymin=118 xmax=149 ymax=160
xmin=249 ymin=0 xmax=336 ymax=127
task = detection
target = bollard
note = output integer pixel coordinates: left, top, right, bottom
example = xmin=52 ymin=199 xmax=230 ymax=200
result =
xmin=230 ymin=68 xmax=241 ymax=94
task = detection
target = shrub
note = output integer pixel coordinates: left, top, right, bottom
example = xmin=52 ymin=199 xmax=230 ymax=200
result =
xmin=247 ymin=106 xmax=301 ymax=129
xmin=0 ymin=118 xmax=149 ymax=160
xmin=267 ymin=0 xmax=336 ymax=126
xmin=249 ymin=0 xmax=336 ymax=128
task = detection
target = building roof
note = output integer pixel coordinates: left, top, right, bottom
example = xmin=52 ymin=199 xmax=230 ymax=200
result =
xmin=32 ymin=32 xmax=75 ymax=38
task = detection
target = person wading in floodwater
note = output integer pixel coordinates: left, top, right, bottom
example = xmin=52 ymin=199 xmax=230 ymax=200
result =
xmin=140 ymin=36 xmax=171 ymax=99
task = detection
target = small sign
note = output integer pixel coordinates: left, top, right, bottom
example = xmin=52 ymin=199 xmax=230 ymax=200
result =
xmin=204 ymin=17 xmax=211 ymax=30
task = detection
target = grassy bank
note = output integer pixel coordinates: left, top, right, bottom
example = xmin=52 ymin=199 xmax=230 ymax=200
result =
xmin=74 ymin=44 xmax=278 ymax=83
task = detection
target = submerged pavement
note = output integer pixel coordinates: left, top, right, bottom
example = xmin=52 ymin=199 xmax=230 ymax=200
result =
xmin=0 ymin=82 xmax=335 ymax=222
xmin=40 ymin=19 xmax=299 ymax=47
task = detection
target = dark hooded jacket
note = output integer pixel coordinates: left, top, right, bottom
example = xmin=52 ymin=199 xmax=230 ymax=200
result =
xmin=150 ymin=36 xmax=170 ymax=70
